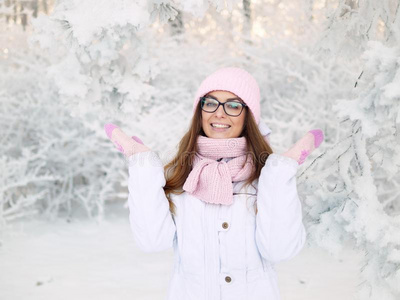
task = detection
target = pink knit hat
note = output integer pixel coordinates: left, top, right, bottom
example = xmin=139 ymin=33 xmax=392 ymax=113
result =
xmin=193 ymin=67 xmax=261 ymax=124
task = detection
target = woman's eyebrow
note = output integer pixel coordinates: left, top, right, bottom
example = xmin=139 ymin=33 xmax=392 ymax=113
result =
xmin=205 ymin=94 xmax=242 ymax=101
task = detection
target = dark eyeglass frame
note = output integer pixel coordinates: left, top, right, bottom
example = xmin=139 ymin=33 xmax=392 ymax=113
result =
xmin=200 ymin=96 xmax=248 ymax=117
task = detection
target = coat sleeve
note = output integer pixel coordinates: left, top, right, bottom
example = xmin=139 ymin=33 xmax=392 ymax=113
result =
xmin=255 ymin=153 xmax=307 ymax=264
xmin=127 ymin=150 xmax=177 ymax=253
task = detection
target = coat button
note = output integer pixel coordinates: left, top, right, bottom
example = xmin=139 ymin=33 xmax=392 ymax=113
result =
xmin=222 ymin=222 xmax=229 ymax=229
xmin=225 ymin=276 xmax=232 ymax=283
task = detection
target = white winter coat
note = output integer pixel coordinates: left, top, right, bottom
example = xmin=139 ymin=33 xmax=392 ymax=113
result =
xmin=127 ymin=150 xmax=306 ymax=300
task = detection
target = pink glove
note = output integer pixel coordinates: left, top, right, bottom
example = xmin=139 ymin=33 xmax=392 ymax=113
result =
xmin=104 ymin=123 xmax=150 ymax=156
xmin=282 ymin=129 xmax=324 ymax=165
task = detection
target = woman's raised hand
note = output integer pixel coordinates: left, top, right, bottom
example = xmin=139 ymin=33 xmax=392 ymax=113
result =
xmin=104 ymin=123 xmax=151 ymax=157
xmin=282 ymin=129 xmax=324 ymax=165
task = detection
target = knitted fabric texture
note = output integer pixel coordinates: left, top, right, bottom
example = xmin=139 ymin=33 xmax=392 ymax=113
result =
xmin=283 ymin=129 xmax=324 ymax=165
xmin=182 ymin=135 xmax=254 ymax=205
xmin=193 ymin=67 xmax=261 ymax=124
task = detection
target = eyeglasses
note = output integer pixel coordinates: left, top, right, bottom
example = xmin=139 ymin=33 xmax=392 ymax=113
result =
xmin=200 ymin=97 xmax=247 ymax=117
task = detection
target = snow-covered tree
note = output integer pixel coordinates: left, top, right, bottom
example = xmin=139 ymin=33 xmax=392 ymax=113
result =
xmin=303 ymin=40 xmax=400 ymax=300
xmin=311 ymin=0 xmax=400 ymax=59
xmin=300 ymin=0 xmax=400 ymax=298
xmin=30 ymin=0 xmax=248 ymax=121
xmin=0 ymin=20 xmax=127 ymax=228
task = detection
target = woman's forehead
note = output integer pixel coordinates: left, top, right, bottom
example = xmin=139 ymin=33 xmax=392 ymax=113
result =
xmin=205 ymin=91 xmax=243 ymax=102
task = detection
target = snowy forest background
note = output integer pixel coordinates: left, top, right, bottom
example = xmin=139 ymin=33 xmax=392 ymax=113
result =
xmin=0 ymin=0 xmax=399 ymax=299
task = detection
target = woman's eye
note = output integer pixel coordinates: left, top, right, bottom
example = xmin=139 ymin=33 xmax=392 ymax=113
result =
xmin=227 ymin=102 xmax=241 ymax=109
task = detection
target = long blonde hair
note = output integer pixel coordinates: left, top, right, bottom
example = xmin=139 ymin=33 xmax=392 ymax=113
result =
xmin=163 ymin=101 xmax=273 ymax=216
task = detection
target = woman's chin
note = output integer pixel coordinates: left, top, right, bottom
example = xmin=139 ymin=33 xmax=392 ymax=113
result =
xmin=203 ymin=126 xmax=241 ymax=139
xmin=205 ymin=131 xmax=233 ymax=139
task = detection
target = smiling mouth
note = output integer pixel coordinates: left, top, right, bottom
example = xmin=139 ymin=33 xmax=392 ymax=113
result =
xmin=211 ymin=123 xmax=231 ymax=129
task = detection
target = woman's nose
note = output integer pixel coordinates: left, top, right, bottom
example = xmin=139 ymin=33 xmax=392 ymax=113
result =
xmin=214 ymin=104 xmax=226 ymax=117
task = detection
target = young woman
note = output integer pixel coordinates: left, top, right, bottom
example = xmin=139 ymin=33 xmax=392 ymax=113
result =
xmin=105 ymin=67 xmax=324 ymax=300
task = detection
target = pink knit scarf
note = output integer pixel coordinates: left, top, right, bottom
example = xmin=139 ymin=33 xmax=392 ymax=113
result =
xmin=182 ymin=135 xmax=255 ymax=205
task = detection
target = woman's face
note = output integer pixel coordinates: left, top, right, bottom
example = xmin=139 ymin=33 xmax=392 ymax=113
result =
xmin=201 ymin=90 xmax=247 ymax=139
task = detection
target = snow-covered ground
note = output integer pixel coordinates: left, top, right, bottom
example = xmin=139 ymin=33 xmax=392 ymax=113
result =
xmin=0 ymin=203 xmax=361 ymax=300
